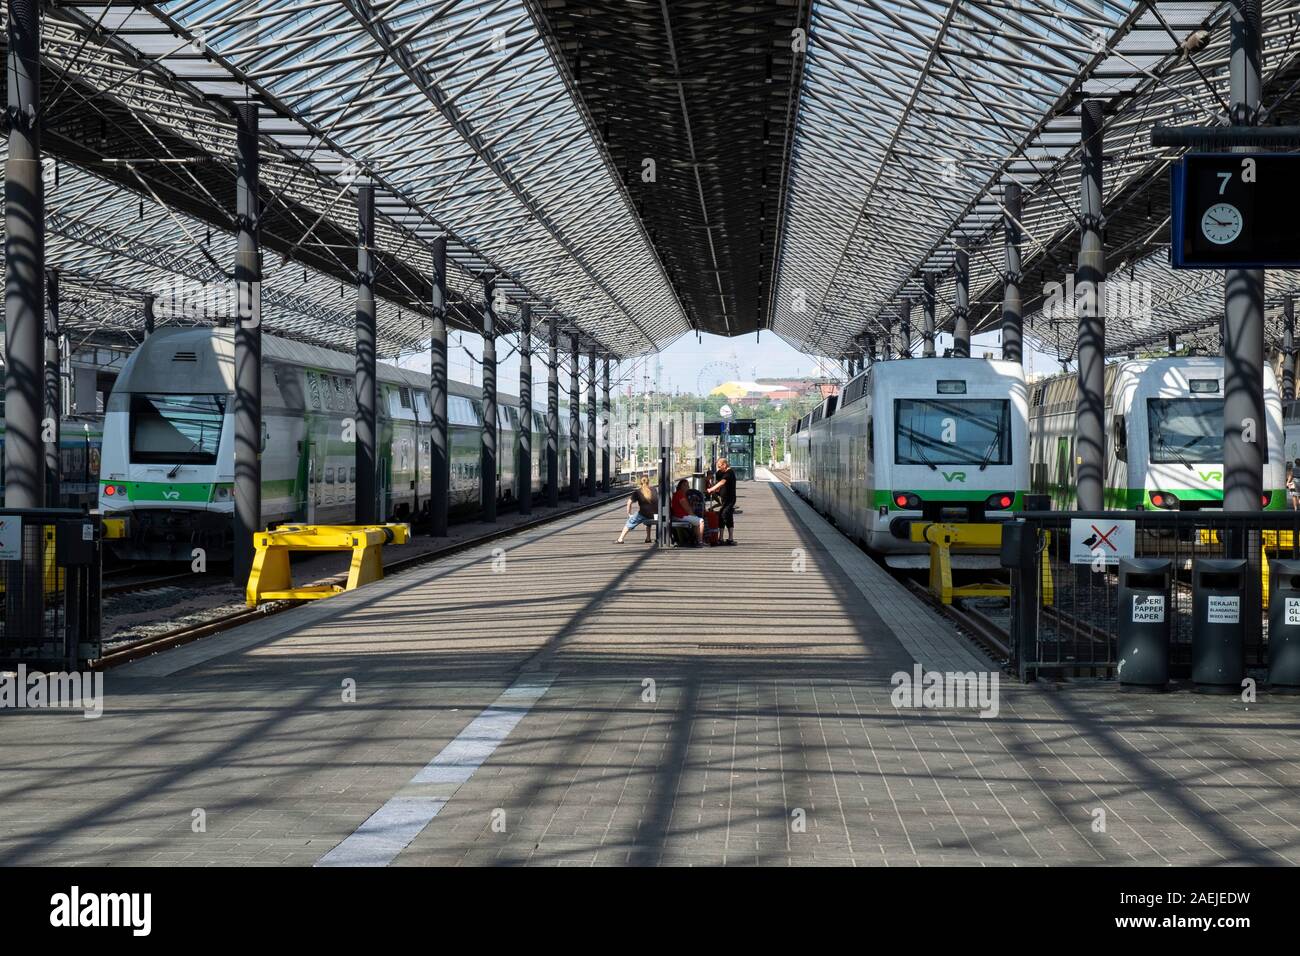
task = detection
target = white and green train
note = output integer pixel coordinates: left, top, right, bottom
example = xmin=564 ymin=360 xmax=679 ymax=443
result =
xmin=1028 ymin=356 xmax=1285 ymax=511
xmin=790 ymin=357 xmax=1030 ymax=567
xmin=98 ymin=327 xmax=583 ymax=561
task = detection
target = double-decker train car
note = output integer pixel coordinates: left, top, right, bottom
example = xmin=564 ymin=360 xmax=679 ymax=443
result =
xmin=98 ymin=327 xmax=581 ymax=561
xmin=792 ymin=357 xmax=1030 ymax=567
xmin=1029 ymin=356 xmax=1284 ymax=511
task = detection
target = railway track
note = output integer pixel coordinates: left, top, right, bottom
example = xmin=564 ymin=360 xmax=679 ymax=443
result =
xmin=92 ymin=489 xmax=627 ymax=670
xmin=103 ymin=571 xmax=204 ymax=598
xmin=765 ymin=467 xmax=1127 ymax=676
xmin=899 ymin=577 xmax=1012 ymax=660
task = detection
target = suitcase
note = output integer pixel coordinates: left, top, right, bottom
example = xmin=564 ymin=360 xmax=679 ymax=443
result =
xmin=703 ymin=508 xmax=722 ymax=546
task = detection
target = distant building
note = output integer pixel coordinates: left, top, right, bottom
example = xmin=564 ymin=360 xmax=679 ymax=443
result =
xmin=708 ymin=380 xmax=782 ymax=401
xmin=713 ymin=378 xmax=832 ymax=403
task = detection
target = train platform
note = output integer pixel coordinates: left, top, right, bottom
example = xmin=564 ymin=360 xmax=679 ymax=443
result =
xmin=3 ymin=478 xmax=1300 ymax=867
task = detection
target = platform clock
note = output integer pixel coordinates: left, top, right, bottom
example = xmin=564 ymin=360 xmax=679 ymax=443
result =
xmin=1200 ymin=202 xmax=1243 ymax=245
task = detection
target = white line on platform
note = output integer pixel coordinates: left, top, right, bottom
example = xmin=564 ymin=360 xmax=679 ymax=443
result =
xmin=315 ymin=672 xmax=556 ymax=867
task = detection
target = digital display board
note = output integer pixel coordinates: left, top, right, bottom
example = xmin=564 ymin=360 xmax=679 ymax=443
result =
xmin=701 ymin=420 xmax=756 ymax=436
xmin=1171 ymin=153 xmax=1300 ymax=268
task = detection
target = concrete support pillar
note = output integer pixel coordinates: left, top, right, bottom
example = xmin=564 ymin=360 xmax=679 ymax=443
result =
xmin=922 ymin=275 xmax=936 ymax=357
xmin=480 ymin=277 xmax=497 ymax=522
xmin=233 ymin=101 xmax=261 ymax=584
xmin=601 ymin=358 xmax=611 ymax=490
xmin=517 ymin=303 xmax=532 ymax=516
xmin=354 ymin=182 xmax=378 ymax=524
xmin=1223 ymin=0 xmax=1265 ymax=512
xmin=569 ymin=333 xmax=580 ymax=502
xmin=44 ymin=269 xmax=59 ymax=505
xmin=1075 ymin=100 xmax=1106 ymax=512
xmin=953 ymin=242 xmax=970 ymax=358
xmin=429 ymin=236 xmax=449 ymax=536
xmin=546 ymin=322 xmax=559 ymax=507
xmin=1002 ymin=181 xmax=1024 ymax=364
xmin=586 ymin=349 xmax=596 ymax=497
xmin=5 ymin=0 xmax=44 ymax=509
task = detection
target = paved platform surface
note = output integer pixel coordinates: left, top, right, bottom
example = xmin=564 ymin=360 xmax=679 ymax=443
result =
xmin=2 ymin=478 xmax=1299 ymax=866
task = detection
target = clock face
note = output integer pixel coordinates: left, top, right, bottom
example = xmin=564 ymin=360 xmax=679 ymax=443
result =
xmin=1201 ymin=202 xmax=1243 ymax=245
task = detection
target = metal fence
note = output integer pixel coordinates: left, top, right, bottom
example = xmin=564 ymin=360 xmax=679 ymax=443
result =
xmin=0 ymin=510 xmax=103 ymax=670
xmin=1008 ymin=509 xmax=1300 ymax=681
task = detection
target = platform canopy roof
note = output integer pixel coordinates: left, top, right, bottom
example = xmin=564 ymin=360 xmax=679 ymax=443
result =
xmin=7 ymin=0 xmax=695 ymax=358
xmin=4 ymin=0 xmax=1300 ymax=363
xmin=768 ymin=0 xmax=1300 ymax=364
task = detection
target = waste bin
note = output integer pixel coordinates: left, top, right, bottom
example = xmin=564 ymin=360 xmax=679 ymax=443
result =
xmin=1192 ymin=558 xmax=1247 ymax=693
xmin=1268 ymin=559 xmax=1300 ymax=692
xmin=1117 ymin=558 xmax=1172 ymax=690
xmin=999 ymin=521 xmax=1034 ymax=570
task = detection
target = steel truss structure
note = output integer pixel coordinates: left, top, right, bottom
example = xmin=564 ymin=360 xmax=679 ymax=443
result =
xmin=769 ymin=0 xmax=1300 ymax=363
xmin=4 ymin=0 xmax=692 ymax=358
xmin=4 ymin=1 xmax=1300 ymax=364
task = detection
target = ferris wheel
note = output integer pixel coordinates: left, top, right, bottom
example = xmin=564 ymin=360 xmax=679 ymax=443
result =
xmin=696 ymin=359 xmax=740 ymax=396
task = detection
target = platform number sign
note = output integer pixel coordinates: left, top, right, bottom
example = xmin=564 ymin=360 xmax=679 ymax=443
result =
xmin=1171 ymin=153 xmax=1300 ymax=268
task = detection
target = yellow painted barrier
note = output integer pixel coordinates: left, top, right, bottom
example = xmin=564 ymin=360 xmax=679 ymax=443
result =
xmin=102 ymin=517 xmax=128 ymax=540
xmin=0 ymin=525 xmax=64 ymax=599
xmin=1040 ymin=530 xmax=1055 ymax=607
xmin=908 ymin=522 xmax=1011 ymax=605
xmin=246 ymin=523 xmax=410 ymax=607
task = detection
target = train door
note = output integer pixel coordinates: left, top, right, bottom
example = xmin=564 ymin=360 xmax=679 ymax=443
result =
xmin=306 ymin=441 xmax=319 ymax=524
xmin=1054 ymin=436 xmax=1071 ymax=509
xmin=381 ymin=456 xmax=392 ymax=519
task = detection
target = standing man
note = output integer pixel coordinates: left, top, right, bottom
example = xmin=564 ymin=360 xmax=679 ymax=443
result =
xmin=707 ymin=457 xmax=737 ymax=546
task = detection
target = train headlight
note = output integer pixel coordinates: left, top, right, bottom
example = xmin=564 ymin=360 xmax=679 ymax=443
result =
xmin=1149 ymin=491 xmax=1179 ymax=510
xmin=1262 ymin=492 xmax=1272 ymax=507
xmin=103 ymin=484 xmax=125 ymax=498
xmin=212 ymin=484 xmax=232 ymax=501
xmin=892 ymin=492 xmax=921 ymax=509
xmin=985 ymin=492 xmax=1015 ymax=510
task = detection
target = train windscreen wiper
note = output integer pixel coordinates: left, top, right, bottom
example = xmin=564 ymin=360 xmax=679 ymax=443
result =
xmin=977 ymin=432 xmax=1002 ymax=471
xmin=1158 ymin=435 xmax=1194 ymax=470
xmin=907 ymin=434 xmax=938 ymax=470
xmin=167 ymin=434 xmax=207 ymax=477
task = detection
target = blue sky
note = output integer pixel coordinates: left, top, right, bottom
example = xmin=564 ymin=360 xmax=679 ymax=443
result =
xmin=396 ymin=327 xmax=1064 ymax=396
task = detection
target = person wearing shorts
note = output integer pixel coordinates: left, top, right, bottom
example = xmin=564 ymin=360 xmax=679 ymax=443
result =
xmin=670 ymin=478 xmax=704 ymax=545
xmin=707 ymin=458 xmax=737 ymax=545
xmin=616 ymin=476 xmax=658 ymax=544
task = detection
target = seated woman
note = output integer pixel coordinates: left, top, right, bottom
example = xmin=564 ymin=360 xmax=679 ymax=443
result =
xmin=616 ymin=476 xmax=659 ymax=544
xmin=670 ymin=478 xmax=704 ymax=546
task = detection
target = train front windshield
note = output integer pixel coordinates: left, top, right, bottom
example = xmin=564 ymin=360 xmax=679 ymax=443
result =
xmin=895 ymin=399 xmax=1011 ymax=466
xmin=1147 ymin=398 xmax=1227 ymax=464
xmin=128 ymin=393 xmax=226 ymax=465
